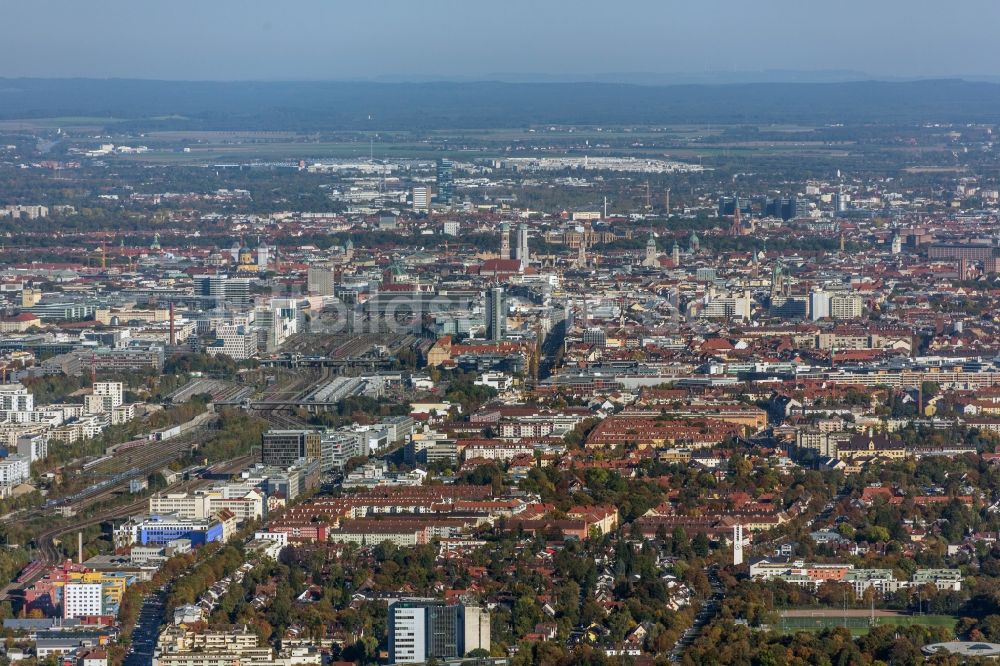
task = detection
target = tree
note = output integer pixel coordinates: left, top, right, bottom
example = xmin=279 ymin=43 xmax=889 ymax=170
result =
xmin=672 ymin=527 xmax=691 ymax=557
xmin=513 ymin=594 xmax=542 ymax=637
xmin=692 ymin=532 xmax=710 ymax=557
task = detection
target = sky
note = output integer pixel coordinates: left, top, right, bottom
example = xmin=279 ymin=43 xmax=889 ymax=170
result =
xmin=3 ymin=0 xmax=999 ymax=82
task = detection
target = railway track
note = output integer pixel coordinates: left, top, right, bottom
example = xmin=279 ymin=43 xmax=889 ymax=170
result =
xmin=3 ymin=453 xmax=257 ymax=602
xmin=62 ymin=428 xmax=217 ymax=510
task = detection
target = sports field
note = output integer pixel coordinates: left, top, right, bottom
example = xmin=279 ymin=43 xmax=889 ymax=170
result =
xmin=777 ymin=610 xmax=955 ymax=636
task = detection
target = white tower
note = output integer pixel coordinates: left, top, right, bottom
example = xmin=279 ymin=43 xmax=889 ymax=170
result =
xmin=515 ymin=224 xmax=530 ymax=262
xmin=733 ymin=524 xmax=745 ymax=566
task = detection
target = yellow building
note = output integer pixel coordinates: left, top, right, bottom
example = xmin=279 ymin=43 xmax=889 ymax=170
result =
xmin=835 ymin=434 xmax=906 ymax=461
xmin=236 ymin=246 xmax=259 ymax=274
xmin=426 ymin=336 xmax=453 ymax=367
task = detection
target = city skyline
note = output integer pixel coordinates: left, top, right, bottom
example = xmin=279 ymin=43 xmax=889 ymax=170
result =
xmin=3 ymin=3 xmax=1000 ymax=663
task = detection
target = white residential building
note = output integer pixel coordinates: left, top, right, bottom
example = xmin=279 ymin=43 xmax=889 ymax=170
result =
xmin=93 ymin=382 xmax=124 ymax=409
xmin=0 ymin=384 xmax=34 ymax=421
xmin=0 ymin=454 xmax=30 ymax=486
xmin=830 ymin=293 xmax=864 ymax=320
xmin=112 ymin=404 xmax=136 ymax=425
xmin=63 ymin=583 xmax=103 ymax=619
xmin=16 ymin=434 xmax=48 ymax=463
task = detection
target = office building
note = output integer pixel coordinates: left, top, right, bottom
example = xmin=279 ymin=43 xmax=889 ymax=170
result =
xmin=717 ymin=196 xmax=750 ymax=218
xmin=582 ymin=328 xmax=607 ymax=348
xmin=197 ymin=276 xmax=251 ymax=308
xmin=762 ymin=196 xmax=809 ymax=221
xmin=92 ymin=346 xmax=165 ymax=374
xmin=208 ymin=324 xmax=258 ymax=361
xmin=770 ymin=296 xmax=809 ymax=320
xmin=261 ymin=430 xmax=322 ymax=468
xmin=388 ymin=600 xmax=490 ymax=663
xmin=436 ymin=159 xmax=454 ymax=204
xmin=307 ymin=265 xmax=337 ymax=296
xmin=149 ymin=487 xmax=265 ymax=523
xmin=391 ymin=603 xmax=426 ymax=663
xmin=791 ymin=197 xmax=811 ymax=219
xmin=26 ymin=302 xmax=97 ymax=321
xmin=412 ymin=187 xmax=430 ymax=213
xmin=927 ymin=243 xmax=997 ymax=263
xmin=832 ymin=192 xmax=848 ymax=215
xmin=116 ymin=514 xmax=227 ymax=548
xmin=701 ymin=290 xmax=752 ymax=321
xmin=320 ymin=430 xmax=369 ymax=471
xmin=485 ymin=286 xmax=506 ymax=341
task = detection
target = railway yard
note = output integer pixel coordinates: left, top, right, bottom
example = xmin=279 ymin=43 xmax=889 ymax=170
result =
xmin=0 ymin=453 xmax=257 ymax=604
xmin=0 ymin=331 xmax=426 ymax=619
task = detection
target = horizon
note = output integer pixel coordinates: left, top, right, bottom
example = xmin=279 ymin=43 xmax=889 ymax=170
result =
xmin=5 ymin=0 xmax=1000 ymax=81
xmin=2 ymin=73 xmax=999 ymax=85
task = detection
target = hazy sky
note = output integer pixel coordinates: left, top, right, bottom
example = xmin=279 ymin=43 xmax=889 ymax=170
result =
xmin=4 ymin=0 xmax=999 ymax=81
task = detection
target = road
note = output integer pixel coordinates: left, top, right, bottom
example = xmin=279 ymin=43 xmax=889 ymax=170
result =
xmin=124 ymin=588 xmax=167 ymax=666
xmin=538 ymin=317 xmax=567 ymax=380
xmin=669 ymin=565 xmax=725 ymax=662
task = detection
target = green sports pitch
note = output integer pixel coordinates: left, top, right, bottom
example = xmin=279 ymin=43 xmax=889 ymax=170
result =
xmin=777 ymin=613 xmax=955 ymax=636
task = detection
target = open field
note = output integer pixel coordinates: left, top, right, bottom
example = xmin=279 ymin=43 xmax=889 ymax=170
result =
xmin=0 ymin=116 xmax=127 ymax=130
xmin=93 ymin=128 xmax=862 ymax=165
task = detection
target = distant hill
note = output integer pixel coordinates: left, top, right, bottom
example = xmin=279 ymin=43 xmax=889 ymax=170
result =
xmin=0 ymin=78 xmax=998 ymax=130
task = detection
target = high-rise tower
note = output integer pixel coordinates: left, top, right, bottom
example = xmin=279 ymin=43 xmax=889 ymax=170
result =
xmin=436 ymin=158 xmax=454 ymax=204
xmin=486 ymin=285 xmax=506 ymax=341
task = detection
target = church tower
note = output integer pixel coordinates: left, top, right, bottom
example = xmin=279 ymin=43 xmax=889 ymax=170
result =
xmin=642 ymin=233 xmax=658 ymax=268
